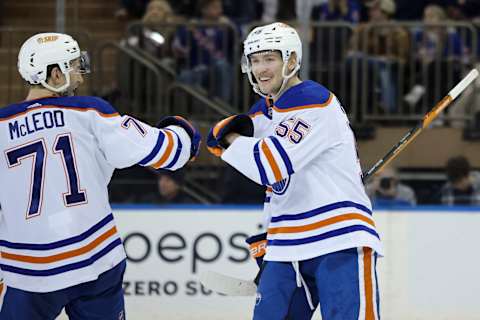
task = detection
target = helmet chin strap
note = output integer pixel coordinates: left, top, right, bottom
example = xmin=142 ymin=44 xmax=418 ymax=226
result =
xmin=248 ymin=61 xmax=300 ymax=101
xmin=40 ymin=72 xmax=71 ymax=94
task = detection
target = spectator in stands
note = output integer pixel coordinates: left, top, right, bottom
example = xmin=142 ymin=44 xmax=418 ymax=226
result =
xmin=151 ymin=170 xmax=196 ymax=203
xmin=223 ymin=0 xmax=262 ymax=35
xmin=172 ymin=0 xmax=234 ymax=103
xmin=309 ymin=0 xmax=360 ymax=100
xmin=441 ymin=0 xmax=480 ymax=21
xmin=440 ymin=156 xmax=480 ymax=205
xmin=220 ymin=166 xmax=265 ymax=204
xmin=366 ymin=167 xmax=417 ymax=206
xmin=136 ymin=0 xmax=182 ymax=60
xmin=260 ymin=0 xmax=295 ymax=22
xmin=348 ymin=0 xmax=410 ymax=113
xmin=143 ymin=0 xmax=177 ymax=27
xmin=115 ymin=0 xmax=150 ymax=19
xmin=260 ymin=0 xmax=326 ymax=22
xmin=404 ymin=4 xmax=468 ymax=109
xmin=394 ymin=0 xmax=426 ymax=21
xmin=108 ymin=167 xmax=158 ymax=203
xmin=313 ymin=0 xmax=361 ymax=23
xmin=167 ymin=0 xmax=196 ymax=17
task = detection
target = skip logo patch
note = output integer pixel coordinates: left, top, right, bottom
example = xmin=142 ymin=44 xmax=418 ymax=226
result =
xmin=37 ymin=35 xmax=59 ymax=44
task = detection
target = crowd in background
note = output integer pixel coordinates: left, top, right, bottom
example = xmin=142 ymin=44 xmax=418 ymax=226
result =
xmin=117 ymin=0 xmax=480 ymax=25
xmin=117 ymin=0 xmax=479 ymax=116
xmin=105 ymin=0 xmax=480 ymax=206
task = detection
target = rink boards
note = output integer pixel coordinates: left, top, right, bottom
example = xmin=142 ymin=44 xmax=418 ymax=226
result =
xmin=3 ymin=206 xmax=480 ymax=319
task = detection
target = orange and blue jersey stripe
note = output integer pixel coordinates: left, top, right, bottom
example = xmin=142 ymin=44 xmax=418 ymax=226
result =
xmin=163 ymin=129 xmax=182 ymax=169
xmin=358 ymin=247 xmax=379 ymax=320
xmin=0 ymin=96 xmax=120 ymax=121
xmin=253 ymin=136 xmax=294 ymax=186
xmin=272 ymin=80 xmax=332 ymax=112
xmin=137 ymin=128 xmax=181 ymax=169
xmin=138 ymin=130 xmax=167 ymax=166
xmin=253 ymin=141 xmax=269 ymax=185
xmin=267 ymin=137 xmax=293 ymax=175
xmin=266 ymin=201 xmax=379 ymax=247
xmin=0 ymin=213 xmax=122 ymax=276
xmin=267 ymin=225 xmax=379 ymax=247
xmin=271 ymin=93 xmax=333 ymax=113
xmin=270 ymin=201 xmax=372 ymax=222
xmin=261 ymin=140 xmax=283 ymax=182
xmin=150 ymin=130 xmax=175 ymax=169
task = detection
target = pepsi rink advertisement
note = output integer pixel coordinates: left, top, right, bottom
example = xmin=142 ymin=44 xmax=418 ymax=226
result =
xmin=116 ymin=206 xmax=263 ymax=320
xmin=2 ymin=206 xmax=480 ymax=319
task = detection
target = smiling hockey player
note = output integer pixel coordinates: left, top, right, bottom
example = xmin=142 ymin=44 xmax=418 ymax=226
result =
xmin=208 ymin=22 xmax=383 ymax=320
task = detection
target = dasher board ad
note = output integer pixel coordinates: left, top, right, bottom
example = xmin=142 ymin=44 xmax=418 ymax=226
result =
xmin=3 ymin=207 xmax=480 ymax=319
xmin=118 ymin=207 xmax=264 ymax=320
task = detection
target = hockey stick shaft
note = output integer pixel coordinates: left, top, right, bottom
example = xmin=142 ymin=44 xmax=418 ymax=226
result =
xmin=362 ymin=68 xmax=479 ymax=182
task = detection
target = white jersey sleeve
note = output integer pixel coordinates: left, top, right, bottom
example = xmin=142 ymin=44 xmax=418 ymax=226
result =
xmin=222 ymin=97 xmax=350 ymax=185
xmin=93 ymin=113 xmax=191 ymax=170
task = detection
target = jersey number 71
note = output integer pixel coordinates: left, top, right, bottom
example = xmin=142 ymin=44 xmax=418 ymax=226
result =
xmin=5 ymin=133 xmax=87 ymax=219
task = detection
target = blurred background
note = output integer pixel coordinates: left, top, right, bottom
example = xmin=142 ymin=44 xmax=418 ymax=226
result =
xmin=2 ymin=0 xmax=480 ymax=206
xmin=2 ymin=0 xmax=480 ymax=319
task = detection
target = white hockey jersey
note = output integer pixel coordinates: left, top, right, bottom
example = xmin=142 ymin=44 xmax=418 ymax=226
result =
xmin=0 ymin=95 xmax=191 ymax=292
xmin=222 ymin=80 xmax=383 ymax=261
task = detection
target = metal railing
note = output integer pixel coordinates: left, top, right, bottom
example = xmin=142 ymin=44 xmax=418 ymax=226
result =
xmin=237 ymin=21 xmax=477 ymax=125
xmin=237 ymin=21 xmax=479 ymax=125
xmin=350 ymin=21 xmax=478 ymax=124
xmin=126 ymin=20 xmax=241 ymax=110
xmin=95 ymin=40 xmax=229 ymax=203
xmin=96 ymin=41 xmax=174 ymax=122
xmin=166 ymin=82 xmax=235 ymax=120
xmin=2 ymin=21 xmax=478 ymax=128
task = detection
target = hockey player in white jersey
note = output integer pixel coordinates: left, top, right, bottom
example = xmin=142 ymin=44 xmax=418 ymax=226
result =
xmin=207 ymin=23 xmax=383 ymax=319
xmin=0 ymin=33 xmax=201 ymax=319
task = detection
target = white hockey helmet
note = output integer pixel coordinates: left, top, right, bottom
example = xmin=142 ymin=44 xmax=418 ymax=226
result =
xmin=18 ymin=33 xmax=90 ymax=93
xmin=242 ymin=22 xmax=302 ymax=98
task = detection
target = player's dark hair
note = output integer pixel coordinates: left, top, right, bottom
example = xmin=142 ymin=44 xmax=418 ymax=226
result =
xmin=46 ymin=64 xmax=60 ymax=81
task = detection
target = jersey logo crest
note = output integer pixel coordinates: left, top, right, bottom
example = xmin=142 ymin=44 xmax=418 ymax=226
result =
xmin=271 ymin=176 xmax=290 ymax=195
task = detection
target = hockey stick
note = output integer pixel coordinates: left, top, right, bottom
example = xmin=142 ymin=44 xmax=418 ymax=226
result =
xmin=362 ymin=68 xmax=479 ymax=182
xmin=200 ymin=68 xmax=479 ymax=296
xmin=199 ymin=270 xmax=257 ymax=296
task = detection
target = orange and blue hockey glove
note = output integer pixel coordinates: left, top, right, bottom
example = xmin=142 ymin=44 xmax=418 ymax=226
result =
xmin=157 ymin=116 xmax=201 ymax=160
xmin=245 ymin=232 xmax=267 ymax=285
xmin=207 ymin=114 xmax=254 ymax=157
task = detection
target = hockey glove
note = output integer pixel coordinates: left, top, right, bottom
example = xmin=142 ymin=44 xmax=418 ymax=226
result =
xmin=207 ymin=114 xmax=254 ymax=156
xmin=245 ymin=232 xmax=267 ymax=285
xmin=157 ymin=116 xmax=201 ymax=160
